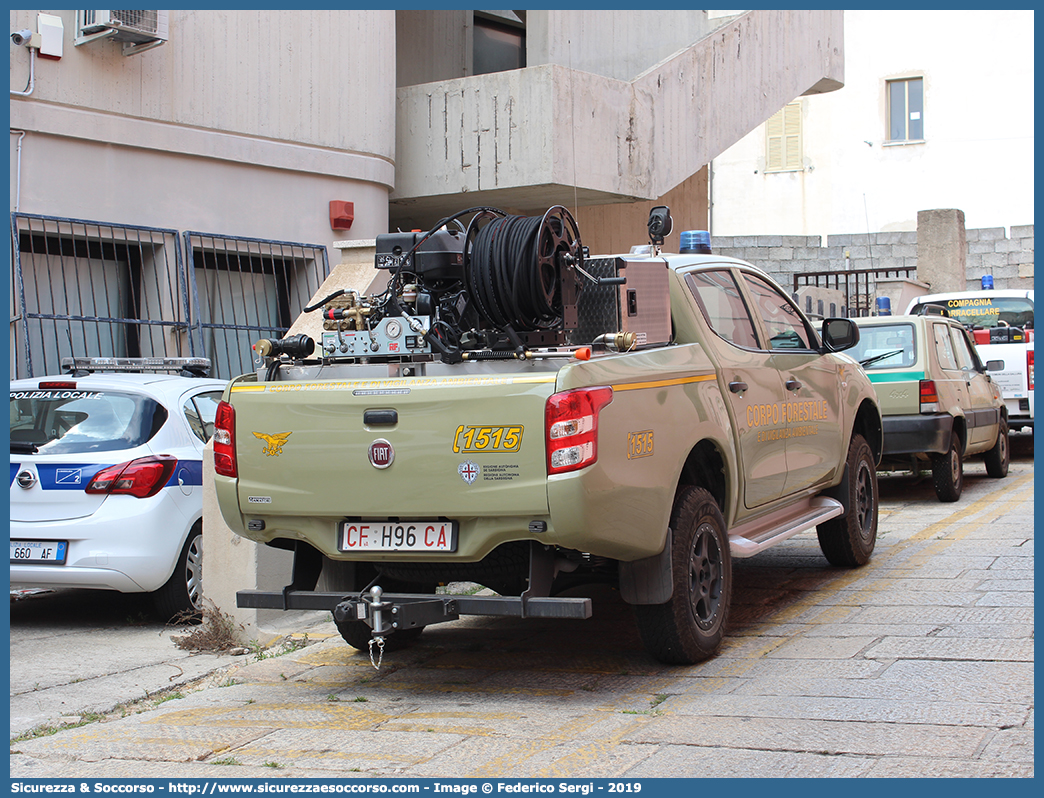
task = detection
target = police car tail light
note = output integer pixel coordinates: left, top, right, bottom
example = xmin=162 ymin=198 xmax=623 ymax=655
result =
xmin=39 ymin=381 xmax=75 ymax=390
xmin=1027 ymin=350 xmax=1034 ymax=391
xmin=919 ymin=380 xmax=940 ymax=412
xmin=213 ymin=400 xmax=238 ymax=478
xmin=85 ymin=455 xmax=177 ymax=499
xmin=545 ymin=386 xmax=613 ymax=474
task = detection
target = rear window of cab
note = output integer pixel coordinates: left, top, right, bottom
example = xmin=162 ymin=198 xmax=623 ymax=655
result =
xmin=848 ymin=323 xmax=917 ymax=370
xmin=10 ymin=389 xmax=168 ymax=454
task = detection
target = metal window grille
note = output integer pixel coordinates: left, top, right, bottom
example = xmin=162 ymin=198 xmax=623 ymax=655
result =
xmin=184 ymin=232 xmax=330 ymax=379
xmin=793 ymin=266 xmax=916 ymax=318
xmin=10 ymin=213 xmax=191 ymax=379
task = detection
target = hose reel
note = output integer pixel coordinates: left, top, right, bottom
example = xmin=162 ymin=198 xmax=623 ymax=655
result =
xmin=464 ymin=205 xmax=585 ymax=339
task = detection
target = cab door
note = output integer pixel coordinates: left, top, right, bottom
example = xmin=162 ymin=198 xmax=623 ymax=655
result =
xmin=738 ymin=273 xmax=844 ymax=495
xmin=685 ymin=269 xmax=789 ymax=508
xmin=950 ymin=325 xmax=1002 ymax=450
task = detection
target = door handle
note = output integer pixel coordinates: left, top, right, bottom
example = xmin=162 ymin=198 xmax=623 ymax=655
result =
xmin=785 ymin=379 xmax=802 ymax=392
xmin=729 ymin=381 xmax=748 ymax=393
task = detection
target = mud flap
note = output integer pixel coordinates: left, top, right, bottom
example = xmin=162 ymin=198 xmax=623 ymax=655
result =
xmin=618 ymin=528 xmax=674 ymax=605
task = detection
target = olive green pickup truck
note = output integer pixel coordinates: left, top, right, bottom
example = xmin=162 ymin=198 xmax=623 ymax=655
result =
xmin=213 ymin=207 xmax=882 ymax=665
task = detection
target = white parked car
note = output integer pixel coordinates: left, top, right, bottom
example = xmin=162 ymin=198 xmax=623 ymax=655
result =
xmin=10 ymin=357 xmax=227 ymax=619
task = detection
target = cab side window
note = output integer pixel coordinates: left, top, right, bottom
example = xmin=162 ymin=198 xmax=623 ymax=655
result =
xmin=951 ymin=327 xmax=982 ymax=371
xmin=685 ymin=270 xmax=760 ymax=349
xmin=184 ymin=391 xmax=223 ymax=443
xmin=932 ymin=322 xmax=959 ymax=370
xmin=742 ymin=274 xmax=814 ymax=350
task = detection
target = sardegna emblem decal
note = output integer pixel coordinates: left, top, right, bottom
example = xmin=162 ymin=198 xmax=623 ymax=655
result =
xmin=369 ymin=439 xmax=394 ymax=469
xmin=458 ymin=460 xmax=479 ymax=484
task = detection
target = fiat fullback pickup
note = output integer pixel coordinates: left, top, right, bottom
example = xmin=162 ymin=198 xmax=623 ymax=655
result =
xmin=214 ymin=207 xmax=882 ymax=665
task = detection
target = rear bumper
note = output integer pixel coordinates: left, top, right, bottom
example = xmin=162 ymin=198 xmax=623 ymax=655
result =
xmin=9 ymin=492 xmax=194 ymax=594
xmin=881 ymin=413 xmax=952 ymax=456
xmin=1005 ymin=394 xmax=1034 ymax=429
xmin=9 ymin=564 xmax=146 ymax=593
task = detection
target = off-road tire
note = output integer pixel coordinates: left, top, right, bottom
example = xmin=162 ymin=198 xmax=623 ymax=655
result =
xmin=633 ymin=486 xmax=731 ymax=665
xmin=984 ymin=417 xmax=1010 ymax=478
xmin=817 ymin=434 xmax=878 ymax=567
xmin=153 ymin=523 xmax=203 ymax=621
xmin=932 ymin=431 xmax=963 ymax=502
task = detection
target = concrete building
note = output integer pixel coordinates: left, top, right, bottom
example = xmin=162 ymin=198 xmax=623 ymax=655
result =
xmin=710 ymin=10 xmax=1034 ymax=241
xmin=11 ymin=8 xmax=843 ymax=382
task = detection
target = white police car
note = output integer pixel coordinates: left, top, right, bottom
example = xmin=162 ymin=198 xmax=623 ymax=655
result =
xmin=10 ymin=357 xmax=227 ymax=618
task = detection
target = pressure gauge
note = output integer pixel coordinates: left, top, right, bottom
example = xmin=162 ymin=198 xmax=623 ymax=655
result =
xmin=385 ymin=320 xmax=402 ymax=339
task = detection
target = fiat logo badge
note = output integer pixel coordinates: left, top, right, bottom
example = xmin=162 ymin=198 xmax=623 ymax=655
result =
xmin=368 ymin=439 xmax=394 ymax=469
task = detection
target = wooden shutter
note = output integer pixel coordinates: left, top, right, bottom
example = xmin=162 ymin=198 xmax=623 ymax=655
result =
xmin=766 ymin=101 xmax=802 ymax=172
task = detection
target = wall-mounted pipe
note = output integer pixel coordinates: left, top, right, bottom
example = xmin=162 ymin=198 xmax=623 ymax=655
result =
xmin=11 ymin=46 xmax=36 ymax=96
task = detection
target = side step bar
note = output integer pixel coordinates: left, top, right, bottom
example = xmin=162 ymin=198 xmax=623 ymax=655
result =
xmin=728 ymin=496 xmax=843 ymax=558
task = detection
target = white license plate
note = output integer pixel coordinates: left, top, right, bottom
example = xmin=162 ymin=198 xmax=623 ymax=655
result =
xmin=10 ymin=540 xmax=68 ymax=564
xmin=339 ymin=521 xmax=457 ymax=553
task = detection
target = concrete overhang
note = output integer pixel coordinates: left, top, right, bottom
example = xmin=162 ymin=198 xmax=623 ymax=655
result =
xmin=392 ymin=9 xmax=842 ymax=221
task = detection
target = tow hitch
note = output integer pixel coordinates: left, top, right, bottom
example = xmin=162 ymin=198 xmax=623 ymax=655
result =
xmin=332 ymin=585 xmax=461 ymax=669
xmin=237 ymin=543 xmax=594 ymax=668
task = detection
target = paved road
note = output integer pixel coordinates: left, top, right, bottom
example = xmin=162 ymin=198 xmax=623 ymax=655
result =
xmin=10 ymin=440 xmax=1034 ymax=778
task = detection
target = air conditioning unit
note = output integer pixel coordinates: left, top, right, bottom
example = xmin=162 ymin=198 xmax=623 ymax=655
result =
xmin=75 ymin=10 xmax=169 ymax=55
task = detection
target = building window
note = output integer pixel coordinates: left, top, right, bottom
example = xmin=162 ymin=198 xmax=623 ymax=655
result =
xmin=765 ymin=101 xmax=802 ymax=172
xmin=887 ymin=77 xmax=924 ymax=142
xmin=184 ymin=233 xmax=329 ymax=379
xmin=473 ymin=14 xmax=525 ymax=75
xmin=11 ymin=215 xmax=188 ymax=379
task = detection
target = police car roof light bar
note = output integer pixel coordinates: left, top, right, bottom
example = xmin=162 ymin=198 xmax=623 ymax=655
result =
xmin=61 ymin=356 xmax=213 ymax=375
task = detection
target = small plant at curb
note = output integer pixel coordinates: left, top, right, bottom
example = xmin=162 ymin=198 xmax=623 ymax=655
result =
xmin=263 ymin=761 xmax=283 ymax=769
xmin=650 ymin=693 xmax=668 ymax=708
xmin=327 ymin=694 xmax=341 ymax=702
xmin=155 ymin=691 xmax=185 ymax=705
xmin=248 ymin=633 xmax=310 ymax=662
xmin=211 ymin=757 xmax=241 ymax=766
xmin=171 ymin=601 xmax=245 ymax=653
xmin=353 ymin=696 xmax=368 ymax=703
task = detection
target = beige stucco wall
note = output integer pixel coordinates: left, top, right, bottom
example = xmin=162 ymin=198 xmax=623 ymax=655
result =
xmin=9 ymin=10 xmax=395 ymax=158
xmin=10 ymin=9 xmax=396 ymax=248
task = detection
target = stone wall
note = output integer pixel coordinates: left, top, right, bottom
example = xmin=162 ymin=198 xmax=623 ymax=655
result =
xmin=710 ymin=225 xmax=1034 ymax=294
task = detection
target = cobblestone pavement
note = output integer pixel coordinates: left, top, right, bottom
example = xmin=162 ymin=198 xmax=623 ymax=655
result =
xmin=10 ymin=457 xmax=1034 ymax=778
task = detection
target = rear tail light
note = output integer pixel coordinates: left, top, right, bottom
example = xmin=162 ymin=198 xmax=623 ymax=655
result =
xmin=213 ymin=400 xmax=237 ymax=478
xmin=545 ymin=386 xmax=613 ymax=474
xmin=919 ymin=379 xmax=939 ymax=413
xmin=85 ymin=455 xmax=177 ymax=499
xmin=1028 ymin=350 xmax=1034 ymax=391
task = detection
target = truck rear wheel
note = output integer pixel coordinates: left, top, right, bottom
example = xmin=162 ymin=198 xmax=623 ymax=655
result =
xmin=634 ymin=486 xmax=731 ymax=665
xmin=817 ymin=434 xmax=877 ymax=566
xmin=932 ymin=431 xmax=963 ymax=502
xmin=984 ymin=417 xmax=1010 ymax=478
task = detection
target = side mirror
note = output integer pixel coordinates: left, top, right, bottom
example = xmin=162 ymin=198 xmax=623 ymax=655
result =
xmin=986 ymin=359 xmax=1005 ymax=372
xmin=821 ymin=318 xmax=860 ymax=352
